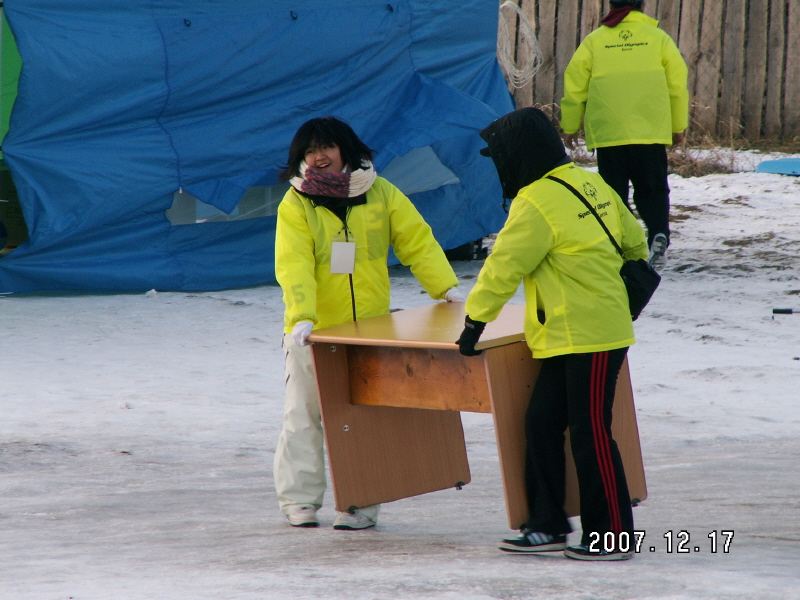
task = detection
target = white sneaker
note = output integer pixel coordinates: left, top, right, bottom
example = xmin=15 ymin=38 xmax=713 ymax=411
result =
xmin=648 ymin=233 xmax=668 ymax=271
xmin=286 ymin=504 xmax=319 ymax=528
xmin=333 ymin=507 xmax=378 ymax=530
xmin=564 ymin=543 xmax=633 ymax=561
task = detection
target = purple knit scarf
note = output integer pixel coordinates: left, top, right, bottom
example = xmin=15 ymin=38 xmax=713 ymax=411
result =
xmin=290 ymin=162 xmax=376 ymax=198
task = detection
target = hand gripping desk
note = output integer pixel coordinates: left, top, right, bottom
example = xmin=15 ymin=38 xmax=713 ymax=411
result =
xmin=307 ymin=302 xmax=646 ymax=529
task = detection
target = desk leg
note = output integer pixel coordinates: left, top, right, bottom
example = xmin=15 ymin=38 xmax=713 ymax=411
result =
xmin=483 ymin=343 xmax=539 ymax=530
xmin=611 ymin=358 xmax=647 ymax=505
xmin=312 ymin=342 xmax=472 ymax=512
xmin=485 ymin=347 xmax=647 ymax=530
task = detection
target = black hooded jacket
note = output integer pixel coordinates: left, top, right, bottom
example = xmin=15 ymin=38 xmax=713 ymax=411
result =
xmin=480 ymin=107 xmax=570 ymax=200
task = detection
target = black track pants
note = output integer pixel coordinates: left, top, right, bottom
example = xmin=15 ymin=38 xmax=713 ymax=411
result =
xmin=596 ymin=144 xmax=670 ymax=247
xmin=523 ymin=348 xmax=633 ymax=546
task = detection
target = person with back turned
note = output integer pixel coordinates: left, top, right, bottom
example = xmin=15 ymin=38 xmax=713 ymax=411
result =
xmin=458 ymin=107 xmax=648 ymax=561
xmin=560 ymin=0 xmax=688 ymax=271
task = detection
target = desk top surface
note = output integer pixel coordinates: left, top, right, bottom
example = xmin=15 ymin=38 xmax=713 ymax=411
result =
xmin=307 ymin=302 xmax=526 ymax=350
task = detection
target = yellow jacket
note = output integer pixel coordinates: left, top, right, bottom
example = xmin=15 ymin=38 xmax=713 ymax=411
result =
xmin=276 ymin=176 xmax=458 ymax=332
xmin=560 ymin=12 xmax=688 ymax=150
xmin=466 ymin=163 xmax=648 ymax=359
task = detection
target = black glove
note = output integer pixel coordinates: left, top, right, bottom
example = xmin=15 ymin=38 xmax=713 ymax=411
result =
xmin=456 ymin=315 xmax=486 ymax=356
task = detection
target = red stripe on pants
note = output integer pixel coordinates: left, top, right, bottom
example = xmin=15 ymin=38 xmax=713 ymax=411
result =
xmin=590 ymin=352 xmax=622 ymax=534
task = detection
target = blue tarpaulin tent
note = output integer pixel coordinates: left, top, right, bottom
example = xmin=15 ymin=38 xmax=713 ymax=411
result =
xmin=0 ymin=0 xmax=513 ymax=293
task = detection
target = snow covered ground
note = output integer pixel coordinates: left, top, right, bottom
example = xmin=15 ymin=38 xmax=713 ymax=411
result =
xmin=2 ymin=164 xmax=800 ymax=599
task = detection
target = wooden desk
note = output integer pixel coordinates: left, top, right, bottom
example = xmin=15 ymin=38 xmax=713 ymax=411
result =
xmin=308 ymin=302 xmax=646 ymax=530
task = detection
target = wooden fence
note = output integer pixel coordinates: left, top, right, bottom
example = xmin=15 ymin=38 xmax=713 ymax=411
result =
xmin=504 ymin=0 xmax=800 ymax=140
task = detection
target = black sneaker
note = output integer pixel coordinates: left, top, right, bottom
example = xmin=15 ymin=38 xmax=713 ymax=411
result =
xmin=499 ymin=530 xmax=567 ymax=553
xmin=564 ymin=544 xmax=633 ymax=561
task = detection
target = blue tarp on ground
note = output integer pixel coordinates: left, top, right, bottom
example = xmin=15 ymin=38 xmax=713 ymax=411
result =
xmin=0 ymin=0 xmax=513 ymax=293
xmin=755 ymin=158 xmax=800 ymax=176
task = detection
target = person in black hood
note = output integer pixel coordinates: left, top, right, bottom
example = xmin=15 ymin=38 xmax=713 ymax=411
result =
xmin=479 ymin=107 xmax=571 ymax=203
xmin=458 ymin=107 xmax=648 ymax=561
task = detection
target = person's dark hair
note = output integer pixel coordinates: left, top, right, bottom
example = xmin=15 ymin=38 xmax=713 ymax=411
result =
xmin=279 ymin=116 xmax=374 ymax=183
xmin=609 ymin=0 xmax=643 ymax=7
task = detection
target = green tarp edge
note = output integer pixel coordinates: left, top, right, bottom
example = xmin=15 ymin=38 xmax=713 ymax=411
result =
xmin=1 ymin=9 xmax=22 ymax=160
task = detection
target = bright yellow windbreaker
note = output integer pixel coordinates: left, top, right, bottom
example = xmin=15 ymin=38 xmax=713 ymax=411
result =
xmin=466 ymin=163 xmax=648 ymax=359
xmin=276 ymin=176 xmax=458 ymax=332
xmin=560 ymin=12 xmax=689 ymax=150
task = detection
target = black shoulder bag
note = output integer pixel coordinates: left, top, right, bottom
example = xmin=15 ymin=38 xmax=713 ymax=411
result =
xmin=547 ymin=175 xmax=660 ymax=321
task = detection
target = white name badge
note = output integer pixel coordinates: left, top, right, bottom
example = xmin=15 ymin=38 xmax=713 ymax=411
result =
xmin=330 ymin=241 xmax=356 ymax=274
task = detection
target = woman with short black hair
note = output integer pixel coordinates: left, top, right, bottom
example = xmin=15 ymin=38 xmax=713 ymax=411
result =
xmin=274 ymin=116 xmax=463 ymax=530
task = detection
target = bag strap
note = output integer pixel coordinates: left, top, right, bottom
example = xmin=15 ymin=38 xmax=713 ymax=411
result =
xmin=546 ymin=175 xmax=626 ymax=261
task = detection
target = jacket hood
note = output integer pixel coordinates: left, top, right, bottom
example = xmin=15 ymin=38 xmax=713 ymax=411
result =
xmin=479 ymin=107 xmax=569 ymax=199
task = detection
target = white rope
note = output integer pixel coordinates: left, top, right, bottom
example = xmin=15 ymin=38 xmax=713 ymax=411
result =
xmin=497 ymin=1 xmax=543 ymax=89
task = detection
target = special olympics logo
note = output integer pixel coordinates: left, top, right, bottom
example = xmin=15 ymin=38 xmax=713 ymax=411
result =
xmin=619 ymin=29 xmax=633 ymax=41
xmin=583 ymin=182 xmax=598 ymax=199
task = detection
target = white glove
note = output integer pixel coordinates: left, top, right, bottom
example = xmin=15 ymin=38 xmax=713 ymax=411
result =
xmin=444 ymin=287 xmax=465 ymax=303
xmin=291 ymin=321 xmax=314 ymax=347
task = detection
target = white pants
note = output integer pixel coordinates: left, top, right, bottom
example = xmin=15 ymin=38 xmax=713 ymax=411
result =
xmin=273 ymin=334 xmax=380 ymax=522
xmin=274 ymin=334 xmax=327 ymax=513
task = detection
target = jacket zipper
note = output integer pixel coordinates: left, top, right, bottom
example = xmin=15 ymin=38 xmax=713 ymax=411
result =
xmin=344 ymin=208 xmax=357 ymax=323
